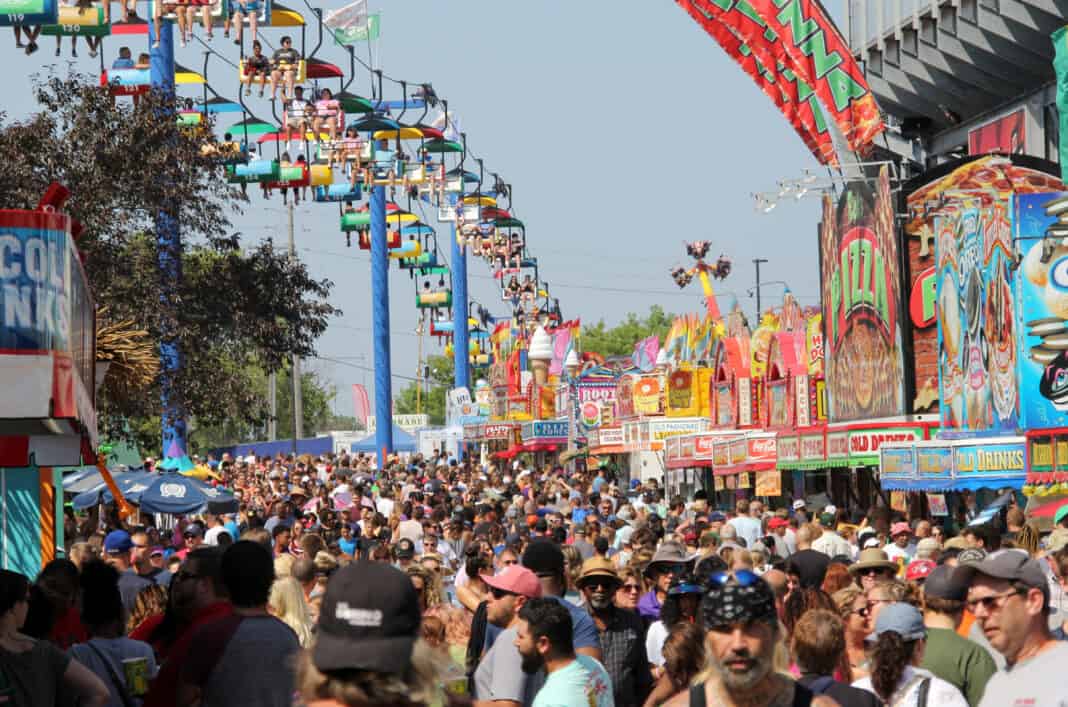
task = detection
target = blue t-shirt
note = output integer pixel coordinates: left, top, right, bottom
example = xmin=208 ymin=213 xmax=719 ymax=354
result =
xmin=338 ymin=538 xmax=357 ymax=556
xmin=224 ymin=520 xmax=240 ymax=540
xmin=546 ymin=595 xmax=600 ymax=651
xmin=571 ymin=508 xmax=589 ymax=526
xmin=112 ymin=58 xmax=134 ymax=69
xmin=532 ymin=654 xmax=613 ymax=707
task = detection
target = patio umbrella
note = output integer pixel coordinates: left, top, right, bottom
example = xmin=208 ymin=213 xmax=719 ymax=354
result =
xmin=71 ymin=471 xmax=156 ymax=511
xmin=137 ymin=473 xmax=238 ymax=515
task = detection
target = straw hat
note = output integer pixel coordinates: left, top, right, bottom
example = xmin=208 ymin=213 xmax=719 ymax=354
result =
xmin=848 ymin=548 xmax=897 ymax=575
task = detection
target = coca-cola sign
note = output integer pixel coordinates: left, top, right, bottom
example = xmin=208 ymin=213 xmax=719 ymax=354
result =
xmin=694 ymin=435 xmax=716 ymax=460
xmin=747 ymin=436 xmax=777 ymax=463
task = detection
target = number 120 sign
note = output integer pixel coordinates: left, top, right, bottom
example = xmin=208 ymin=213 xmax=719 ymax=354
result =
xmin=0 ymin=0 xmax=57 ymax=25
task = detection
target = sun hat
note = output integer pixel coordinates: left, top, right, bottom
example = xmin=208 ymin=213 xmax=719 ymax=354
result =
xmin=890 ymin=522 xmax=912 ymax=537
xmin=644 ymin=541 xmax=697 ymax=578
xmin=576 ymin=557 xmax=619 ymax=588
xmin=848 ymin=548 xmax=897 ymax=575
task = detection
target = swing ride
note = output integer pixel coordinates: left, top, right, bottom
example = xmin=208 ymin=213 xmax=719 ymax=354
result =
xmin=8 ymin=0 xmax=568 ymax=462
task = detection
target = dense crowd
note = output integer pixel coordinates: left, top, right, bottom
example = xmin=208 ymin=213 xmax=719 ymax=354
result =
xmin=4 ymin=451 xmax=1068 ymax=706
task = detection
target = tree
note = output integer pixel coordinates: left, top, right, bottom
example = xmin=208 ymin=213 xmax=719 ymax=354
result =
xmin=187 ymin=365 xmax=357 ymax=452
xmin=393 ymin=355 xmax=454 ymax=425
xmin=0 ymin=74 xmax=338 ymax=449
xmin=581 ymin=305 xmax=675 ymax=357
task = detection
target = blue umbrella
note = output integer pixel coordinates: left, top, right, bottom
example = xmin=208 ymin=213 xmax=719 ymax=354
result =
xmin=71 ymin=471 xmax=157 ymax=511
xmin=63 ymin=466 xmax=144 ymax=494
xmin=137 ymin=473 xmax=238 ymax=515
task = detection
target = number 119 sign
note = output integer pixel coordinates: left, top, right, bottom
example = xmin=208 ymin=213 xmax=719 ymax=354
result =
xmin=0 ymin=0 xmax=58 ymax=25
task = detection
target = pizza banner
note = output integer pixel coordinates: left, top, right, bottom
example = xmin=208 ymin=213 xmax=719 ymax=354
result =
xmin=742 ymin=0 xmax=884 ymax=153
xmin=677 ymin=0 xmax=838 ymax=166
xmin=819 ymin=166 xmax=905 ymax=421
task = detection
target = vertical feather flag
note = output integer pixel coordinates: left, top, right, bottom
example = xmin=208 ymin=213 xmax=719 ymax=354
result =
xmin=351 ymin=384 xmax=370 ymax=428
xmin=632 ymin=335 xmax=660 ymax=372
xmin=550 ymin=328 xmax=572 ymax=376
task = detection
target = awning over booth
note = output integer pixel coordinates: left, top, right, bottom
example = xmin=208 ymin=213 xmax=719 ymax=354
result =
xmin=880 ymin=437 xmax=1027 ymax=492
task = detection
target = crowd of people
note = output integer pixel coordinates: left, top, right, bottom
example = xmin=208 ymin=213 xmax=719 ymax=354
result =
xmin=4 ymin=450 xmax=1068 ymax=706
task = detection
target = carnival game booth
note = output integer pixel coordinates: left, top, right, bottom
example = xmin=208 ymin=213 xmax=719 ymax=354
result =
xmin=468 ymin=422 xmax=519 ymax=465
xmin=621 ymin=417 xmax=710 ymax=484
xmin=665 ymin=430 xmax=737 ymax=502
xmin=880 ymin=438 xmax=1027 ymax=525
xmin=586 ymin=425 xmax=627 ymax=483
xmin=1024 ymin=431 xmax=1068 ymax=529
xmin=0 ymin=184 xmax=101 ymax=576
xmin=517 ymin=420 xmax=569 ymax=468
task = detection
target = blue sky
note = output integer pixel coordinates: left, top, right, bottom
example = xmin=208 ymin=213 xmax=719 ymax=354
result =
xmin=0 ymin=1 xmax=828 ymax=420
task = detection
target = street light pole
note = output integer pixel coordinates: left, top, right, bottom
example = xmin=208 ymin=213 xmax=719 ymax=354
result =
xmin=289 ymin=201 xmax=303 ymax=450
xmin=753 ymin=258 xmax=768 ymax=324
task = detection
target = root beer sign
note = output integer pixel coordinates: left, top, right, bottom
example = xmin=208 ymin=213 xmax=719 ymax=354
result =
xmin=819 ymin=166 xmax=905 ymax=421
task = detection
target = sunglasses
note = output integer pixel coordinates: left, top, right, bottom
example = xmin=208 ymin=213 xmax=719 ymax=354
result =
xmin=621 ymin=583 xmax=642 ymax=592
xmin=966 ymin=589 xmax=1024 ymax=614
xmin=708 ymin=569 xmax=761 ymax=588
xmin=851 ymin=606 xmax=870 ymax=618
xmin=489 ymin=586 xmax=516 ymax=600
xmin=583 ymin=578 xmax=618 ymax=591
xmin=859 ymin=567 xmax=892 ymax=577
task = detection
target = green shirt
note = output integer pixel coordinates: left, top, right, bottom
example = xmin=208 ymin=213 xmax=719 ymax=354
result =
xmin=920 ymin=626 xmax=997 ymax=706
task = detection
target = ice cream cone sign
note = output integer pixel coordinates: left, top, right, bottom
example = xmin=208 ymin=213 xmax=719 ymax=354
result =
xmin=529 ymin=326 xmax=553 ymax=386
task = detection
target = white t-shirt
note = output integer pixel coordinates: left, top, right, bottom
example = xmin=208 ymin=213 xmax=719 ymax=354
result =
xmin=728 ymin=516 xmax=762 ymax=549
xmin=885 ymin=542 xmax=915 ymax=564
xmin=204 ymin=525 xmax=227 ymax=546
xmin=853 ymin=666 xmax=967 ymax=707
xmin=645 ymin=620 xmax=669 ymax=667
xmin=978 ymin=641 xmax=1068 ymax=707
xmin=376 ymin=497 xmax=394 ymax=518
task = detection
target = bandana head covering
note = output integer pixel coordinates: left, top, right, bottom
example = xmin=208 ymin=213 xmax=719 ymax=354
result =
xmin=701 ymin=572 xmax=777 ymax=628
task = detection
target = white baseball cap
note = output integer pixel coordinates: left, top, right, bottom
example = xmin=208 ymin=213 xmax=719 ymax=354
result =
xmin=792 ymin=500 xmax=806 ymax=511
xmin=824 ymin=504 xmax=838 ymax=515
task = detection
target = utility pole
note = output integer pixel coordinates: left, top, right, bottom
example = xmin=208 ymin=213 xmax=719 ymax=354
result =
xmin=289 ymin=201 xmax=303 ymax=451
xmin=268 ymin=372 xmax=277 ymax=440
xmin=753 ymin=258 xmax=768 ymax=325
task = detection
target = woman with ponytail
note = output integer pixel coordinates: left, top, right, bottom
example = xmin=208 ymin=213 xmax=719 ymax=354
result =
xmin=851 ymin=602 xmax=968 ymax=706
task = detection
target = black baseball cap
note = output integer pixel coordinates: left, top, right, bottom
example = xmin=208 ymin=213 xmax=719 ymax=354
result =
xmin=313 ymin=561 xmax=420 ymax=674
xmin=395 ymin=538 xmax=415 ymax=559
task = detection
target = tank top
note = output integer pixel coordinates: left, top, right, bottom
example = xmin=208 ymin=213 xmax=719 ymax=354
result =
xmin=688 ymin=680 xmax=814 ymax=707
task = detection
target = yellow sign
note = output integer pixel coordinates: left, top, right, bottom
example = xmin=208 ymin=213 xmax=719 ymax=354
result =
xmin=633 ymin=376 xmax=662 ymax=415
xmin=754 ymin=470 xmax=781 ymax=496
xmin=738 ymin=472 xmax=751 ymax=489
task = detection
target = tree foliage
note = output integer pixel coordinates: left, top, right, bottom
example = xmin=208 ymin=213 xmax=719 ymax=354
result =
xmin=581 ymin=305 xmax=675 ymax=358
xmin=0 ymin=74 xmax=338 ymax=449
xmin=188 ymin=365 xmax=357 ymax=452
xmin=393 ymin=354 xmax=454 ymax=425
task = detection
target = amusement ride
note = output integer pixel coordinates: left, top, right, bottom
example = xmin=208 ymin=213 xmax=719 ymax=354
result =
xmin=2 ymin=0 xmax=569 ymax=466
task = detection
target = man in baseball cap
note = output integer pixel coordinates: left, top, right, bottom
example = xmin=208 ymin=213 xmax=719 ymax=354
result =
xmin=474 ymin=564 xmax=542 ymax=705
xmin=957 ymin=549 xmax=1068 ymax=705
xmin=309 ymin=560 xmax=427 ymax=702
xmin=918 ymin=565 xmax=996 ymax=706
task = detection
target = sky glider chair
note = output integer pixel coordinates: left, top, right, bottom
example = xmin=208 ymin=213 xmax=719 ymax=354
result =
xmin=101 ymin=68 xmax=150 ymax=96
xmin=41 ymin=4 xmax=109 ymax=37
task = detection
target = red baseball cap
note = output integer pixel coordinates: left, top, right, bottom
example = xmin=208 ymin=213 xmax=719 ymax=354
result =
xmin=906 ymin=559 xmax=936 ymax=581
xmin=483 ymin=565 xmax=543 ymax=598
xmin=768 ymin=517 xmax=790 ymax=530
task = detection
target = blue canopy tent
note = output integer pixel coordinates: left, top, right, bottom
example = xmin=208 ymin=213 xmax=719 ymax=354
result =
xmin=213 ymin=436 xmax=335 ymax=460
xmin=349 ymin=425 xmax=417 ymax=454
